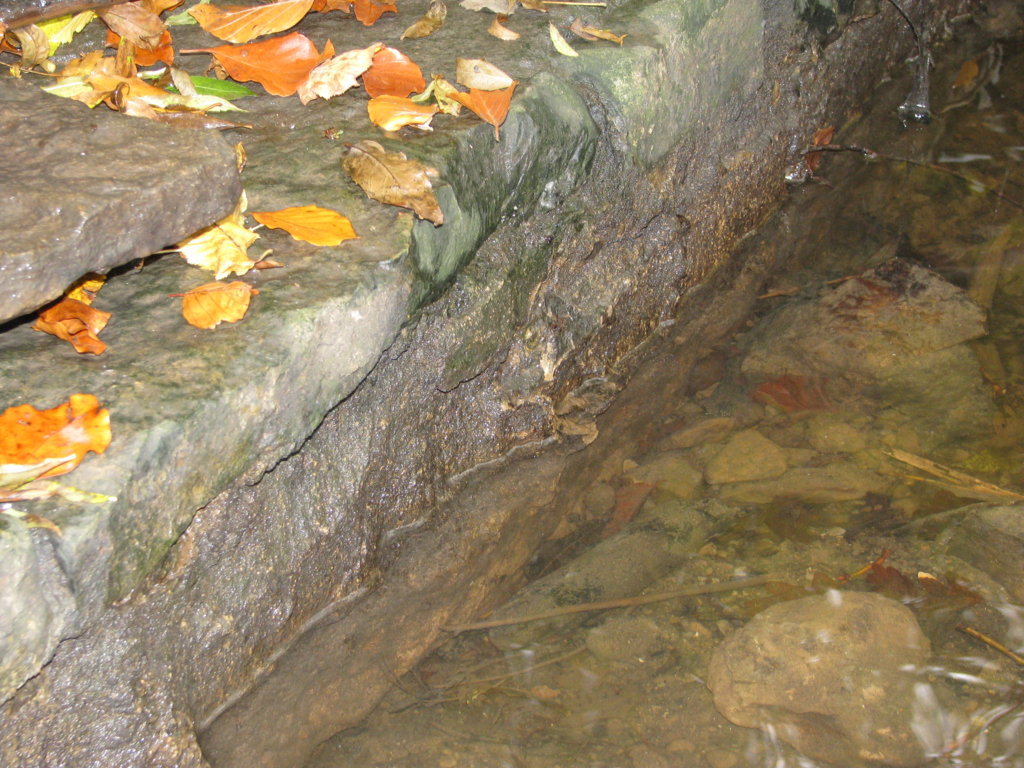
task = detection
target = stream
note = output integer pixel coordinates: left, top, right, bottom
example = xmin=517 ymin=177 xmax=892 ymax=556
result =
xmin=303 ymin=10 xmax=1024 ymax=768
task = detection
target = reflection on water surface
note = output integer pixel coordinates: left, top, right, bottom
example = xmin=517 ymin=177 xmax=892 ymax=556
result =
xmin=308 ymin=11 xmax=1024 ymax=768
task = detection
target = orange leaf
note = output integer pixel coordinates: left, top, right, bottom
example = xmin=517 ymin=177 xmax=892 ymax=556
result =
xmin=106 ymin=28 xmax=174 ymax=66
xmin=184 ymin=32 xmax=326 ymax=96
xmin=352 ymin=0 xmax=397 ymax=26
xmin=805 ymin=125 xmax=835 ymax=174
xmin=367 ymin=94 xmax=437 ymax=131
xmin=0 ymin=395 xmax=112 ymax=480
xmin=362 ymin=46 xmax=425 ymax=98
xmin=450 ymin=82 xmax=517 ymax=140
xmin=311 ymin=0 xmax=352 ymax=10
xmin=180 ymin=281 xmax=258 ymax=329
xmin=188 ymin=0 xmax=315 ymax=44
xmin=33 ymin=298 xmax=111 ymax=355
xmin=252 ymin=205 xmax=358 ymax=246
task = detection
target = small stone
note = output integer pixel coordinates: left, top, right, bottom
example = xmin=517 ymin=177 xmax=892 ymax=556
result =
xmin=705 ymin=429 xmax=787 ymax=485
xmin=704 ymin=748 xmax=739 ymax=768
xmin=667 ymin=417 xmax=737 ymax=449
xmin=623 ymin=451 xmax=703 ymax=499
xmin=806 ymin=414 xmax=867 ymax=454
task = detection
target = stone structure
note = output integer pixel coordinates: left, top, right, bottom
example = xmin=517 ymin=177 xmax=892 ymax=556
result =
xmin=0 ymin=0 xmax=972 ymax=765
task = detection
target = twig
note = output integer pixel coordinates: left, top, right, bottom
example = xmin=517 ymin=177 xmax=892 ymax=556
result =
xmin=957 ymin=624 xmax=1024 ymax=666
xmin=443 ymin=575 xmax=777 ymax=633
xmin=883 ymin=448 xmax=1024 ymax=502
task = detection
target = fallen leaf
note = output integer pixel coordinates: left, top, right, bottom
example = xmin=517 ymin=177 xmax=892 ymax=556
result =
xmin=549 ymin=22 xmax=578 ymax=56
xmin=176 ymin=194 xmax=259 ymax=279
xmin=487 ymin=15 xmax=519 ymax=41
xmin=455 ymin=57 xmax=514 ymax=90
xmin=0 ymin=394 xmax=111 ymax=480
xmin=252 ymin=205 xmax=358 ymax=245
xmin=352 ymin=0 xmax=397 ymax=25
xmin=180 ymin=281 xmax=258 ymax=329
xmin=98 ymin=2 xmax=166 ymax=49
xmin=362 ymin=46 xmax=425 ymax=98
xmin=751 ymin=375 xmax=832 ymax=412
xmin=33 ymin=298 xmax=111 ymax=355
xmin=65 ymin=273 xmax=106 ymax=304
xmin=451 ymin=82 xmax=517 ymax=140
xmin=400 ymin=0 xmax=446 ymax=39
xmin=461 ymin=0 xmax=514 ymax=13
xmin=411 ymin=74 xmax=463 ymax=115
xmin=953 ymin=57 xmax=979 ymax=91
xmin=368 ymin=94 xmax=437 ymax=131
xmin=107 ymin=28 xmax=174 ymax=66
xmin=298 ymin=41 xmax=381 ymax=104
xmin=36 ymin=11 xmax=97 ymax=56
xmin=188 ymin=0 xmax=314 ymax=43
xmin=8 ymin=25 xmax=50 ymax=69
xmin=568 ymin=18 xmax=625 ymax=44
xmin=342 ymin=139 xmax=443 ymax=225
xmin=311 ymin=0 xmax=352 ymax=10
xmin=805 ymin=124 xmax=834 ymax=173
xmin=184 ymin=32 xmax=328 ymax=96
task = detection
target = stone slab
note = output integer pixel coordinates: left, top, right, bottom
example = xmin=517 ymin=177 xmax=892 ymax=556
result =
xmin=0 ymin=76 xmax=241 ymax=323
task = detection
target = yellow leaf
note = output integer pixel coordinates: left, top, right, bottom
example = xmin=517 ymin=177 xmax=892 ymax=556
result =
xmin=37 ymin=11 xmax=97 ymax=56
xmin=400 ymin=0 xmax=446 ymax=40
xmin=176 ymin=194 xmax=259 ymax=279
xmin=411 ymin=75 xmax=463 ymax=116
xmin=0 ymin=395 xmax=111 ymax=481
xmin=187 ymin=0 xmax=315 ymax=43
xmin=180 ymin=281 xmax=258 ymax=329
xmin=548 ymin=22 xmax=578 ymax=57
xmin=297 ymin=42 xmax=381 ymax=104
xmin=65 ymin=272 xmax=107 ymax=304
xmin=252 ymin=205 xmax=358 ymax=246
xmin=367 ymin=94 xmax=438 ymax=131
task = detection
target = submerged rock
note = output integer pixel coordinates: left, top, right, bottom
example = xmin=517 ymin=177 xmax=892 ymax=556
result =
xmin=707 ymin=591 xmax=948 ymax=767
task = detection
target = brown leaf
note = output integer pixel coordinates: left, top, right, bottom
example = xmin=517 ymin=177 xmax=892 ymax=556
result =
xmin=297 ymin=41 xmax=381 ymax=104
xmin=184 ymin=32 xmax=327 ymax=96
xmin=455 ymin=57 xmax=514 ymax=90
xmin=568 ymin=18 xmax=625 ymax=44
xmin=188 ymin=0 xmax=315 ymax=44
xmin=107 ymin=27 xmax=174 ymax=66
xmin=487 ymin=14 xmax=519 ymax=41
xmin=8 ymin=25 xmax=49 ymax=68
xmin=341 ymin=139 xmax=443 ymax=225
xmin=0 ymin=394 xmax=111 ymax=480
xmin=362 ymin=46 xmax=425 ymax=98
xmin=953 ymin=57 xmax=980 ymax=91
xmin=400 ymin=0 xmax=445 ymax=39
xmin=450 ymin=82 xmax=517 ymax=140
xmin=252 ymin=205 xmax=358 ymax=245
xmin=367 ymin=94 xmax=437 ymax=131
xmin=180 ymin=281 xmax=258 ymax=329
xmin=352 ymin=0 xmax=397 ymax=26
xmin=311 ymin=0 xmax=352 ymax=10
xmin=751 ymin=374 xmax=832 ymax=412
xmin=33 ymin=298 xmax=111 ymax=355
xmin=98 ymin=1 xmax=166 ymax=50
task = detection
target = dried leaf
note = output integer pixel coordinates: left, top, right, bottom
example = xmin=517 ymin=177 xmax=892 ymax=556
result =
xmin=65 ymin=273 xmax=106 ymax=304
xmin=362 ymin=46 xmax=425 ymax=98
xmin=352 ymin=0 xmax=397 ymax=25
xmin=184 ymin=32 xmax=328 ymax=96
xmin=98 ymin=2 xmax=166 ymax=49
xmin=297 ymin=41 xmax=381 ymax=104
xmin=455 ymin=57 xmax=514 ymax=90
xmin=176 ymin=194 xmax=259 ymax=279
xmin=805 ymin=124 xmax=835 ymax=173
xmin=367 ymin=94 xmax=437 ymax=131
xmin=188 ymin=0 xmax=314 ymax=43
xmin=460 ymin=0 xmax=514 ymax=13
xmin=252 ymin=205 xmax=358 ymax=245
xmin=33 ymin=298 xmax=111 ymax=355
xmin=487 ymin=14 xmax=519 ymax=41
xmin=411 ymin=74 xmax=462 ymax=115
xmin=8 ymin=25 xmax=50 ymax=68
xmin=400 ymin=0 xmax=445 ymax=39
xmin=953 ymin=57 xmax=979 ymax=91
xmin=548 ymin=22 xmax=578 ymax=56
xmin=107 ymin=27 xmax=174 ymax=66
xmin=0 ymin=395 xmax=111 ymax=481
xmin=342 ymin=139 xmax=443 ymax=225
xmin=568 ymin=18 xmax=624 ymax=44
xmin=450 ymin=82 xmax=517 ymax=140
xmin=180 ymin=281 xmax=258 ymax=329
xmin=311 ymin=0 xmax=351 ymax=10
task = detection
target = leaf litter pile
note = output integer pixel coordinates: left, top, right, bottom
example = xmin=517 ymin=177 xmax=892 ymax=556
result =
xmin=0 ymin=0 xmax=625 ymax=519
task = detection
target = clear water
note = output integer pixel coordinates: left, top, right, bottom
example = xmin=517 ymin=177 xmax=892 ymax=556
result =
xmin=307 ymin=13 xmax=1024 ymax=768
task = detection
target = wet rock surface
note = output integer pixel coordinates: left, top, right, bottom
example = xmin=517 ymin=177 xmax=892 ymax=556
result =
xmin=0 ymin=0 xmax=980 ymax=764
xmin=0 ymin=76 xmax=240 ymax=323
xmin=708 ymin=591 xmax=936 ymax=768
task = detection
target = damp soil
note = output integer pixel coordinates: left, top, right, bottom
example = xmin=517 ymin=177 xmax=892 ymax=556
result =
xmin=304 ymin=13 xmax=1024 ymax=768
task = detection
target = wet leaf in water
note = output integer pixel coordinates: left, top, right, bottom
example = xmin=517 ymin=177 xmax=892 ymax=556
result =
xmin=751 ymin=374 xmax=832 ymax=412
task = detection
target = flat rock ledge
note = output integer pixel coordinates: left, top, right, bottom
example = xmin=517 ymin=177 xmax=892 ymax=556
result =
xmin=0 ymin=0 xmax=970 ymax=766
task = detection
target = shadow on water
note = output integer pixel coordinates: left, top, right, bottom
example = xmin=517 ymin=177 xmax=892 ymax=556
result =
xmin=306 ymin=8 xmax=1024 ymax=768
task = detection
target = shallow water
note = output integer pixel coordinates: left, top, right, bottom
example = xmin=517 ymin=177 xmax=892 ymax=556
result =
xmin=307 ymin=11 xmax=1024 ymax=768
